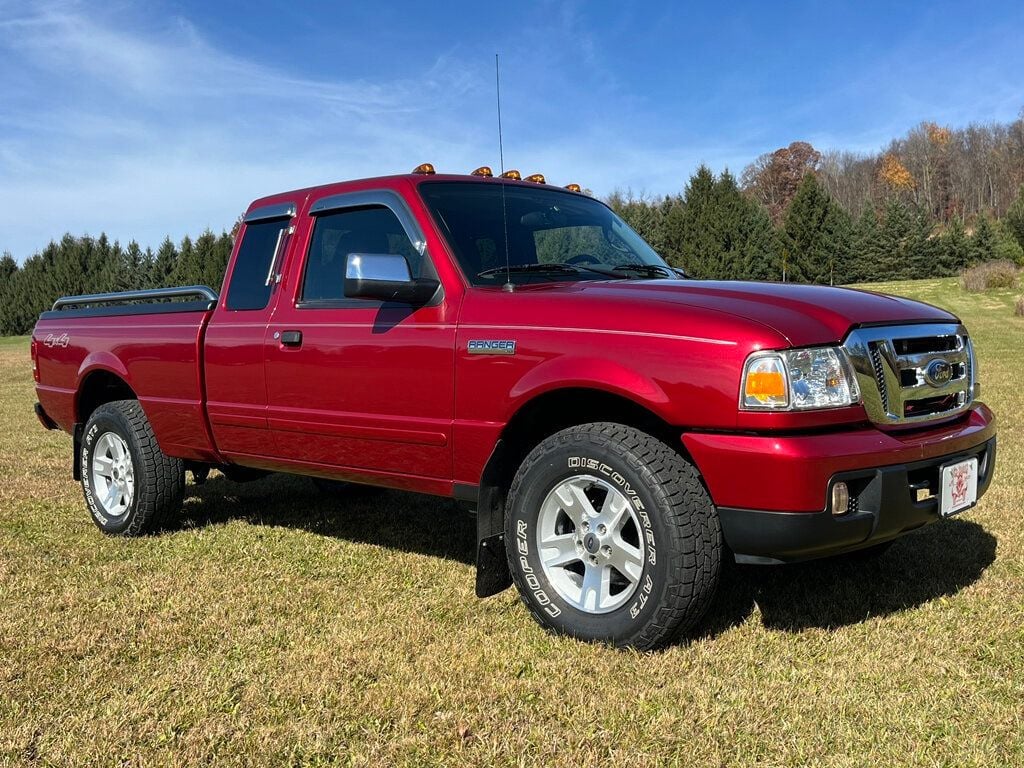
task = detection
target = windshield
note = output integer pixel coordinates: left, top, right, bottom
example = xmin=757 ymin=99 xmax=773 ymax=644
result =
xmin=418 ymin=181 xmax=672 ymax=286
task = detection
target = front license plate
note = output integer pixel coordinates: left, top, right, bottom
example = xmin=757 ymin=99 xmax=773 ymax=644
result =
xmin=939 ymin=457 xmax=978 ymax=518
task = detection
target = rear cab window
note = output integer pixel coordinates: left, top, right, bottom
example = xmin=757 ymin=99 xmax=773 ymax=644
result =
xmin=224 ymin=203 xmax=295 ymax=311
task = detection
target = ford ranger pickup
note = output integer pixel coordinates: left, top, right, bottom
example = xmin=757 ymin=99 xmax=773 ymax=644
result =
xmin=31 ymin=165 xmax=997 ymax=649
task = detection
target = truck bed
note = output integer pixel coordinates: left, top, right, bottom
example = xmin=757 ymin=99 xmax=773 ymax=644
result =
xmin=34 ymin=287 xmax=221 ymax=463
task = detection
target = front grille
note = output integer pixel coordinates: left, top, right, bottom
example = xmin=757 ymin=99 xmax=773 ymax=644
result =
xmin=869 ymin=344 xmax=889 ymax=413
xmin=844 ymin=323 xmax=975 ymax=428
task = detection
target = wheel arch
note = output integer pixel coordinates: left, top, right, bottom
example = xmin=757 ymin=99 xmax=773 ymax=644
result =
xmin=72 ymin=365 xmax=138 ymax=481
xmin=473 ymin=385 xmax=688 ymax=599
xmin=76 ymin=368 xmax=138 ymax=424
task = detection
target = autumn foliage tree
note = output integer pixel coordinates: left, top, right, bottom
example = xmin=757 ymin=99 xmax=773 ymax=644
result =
xmin=741 ymin=141 xmax=822 ymax=224
xmin=878 ymin=153 xmax=915 ymax=194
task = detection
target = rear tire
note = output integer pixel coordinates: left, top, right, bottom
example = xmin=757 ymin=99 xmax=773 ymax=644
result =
xmin=505 ymin=423 xmax=722 ymax=650
xmin=80 ymin=400 xmax=185 ymax=535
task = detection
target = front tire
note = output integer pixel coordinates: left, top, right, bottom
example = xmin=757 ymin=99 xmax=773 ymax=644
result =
xmin=505 ymin=423 xmax=722 ymax=650
xmin=80 ymin=400 xmax=185 ymax=535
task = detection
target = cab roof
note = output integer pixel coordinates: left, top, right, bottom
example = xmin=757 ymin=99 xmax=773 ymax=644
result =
xmin=246 ymin=171 xmax=587 ymax=214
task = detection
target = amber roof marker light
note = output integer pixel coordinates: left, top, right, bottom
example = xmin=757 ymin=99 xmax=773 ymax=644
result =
xmin=471 ymin=166 xmax=493 ymax=177
xmin=565 ymin=183 xmax=582 ymax=193
xmin=499 ymin=169 xmax=521 ymax=180
xmin=412 ymin=163 xmax=436 ymax=175
xmin=524 ymin=173 xmax=546 ymax=184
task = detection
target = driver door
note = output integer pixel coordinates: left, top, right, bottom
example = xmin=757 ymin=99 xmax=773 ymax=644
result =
xmin=263 ymin=190 xmax=456 ymax=484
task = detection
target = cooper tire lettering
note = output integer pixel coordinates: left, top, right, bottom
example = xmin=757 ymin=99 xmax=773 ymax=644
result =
xmin=504 ymin=423 xmax=721 ymax=650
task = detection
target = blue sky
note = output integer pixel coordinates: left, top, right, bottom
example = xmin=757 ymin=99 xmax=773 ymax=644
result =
xmin=2 ymin=0 xmax=1022 ymax=262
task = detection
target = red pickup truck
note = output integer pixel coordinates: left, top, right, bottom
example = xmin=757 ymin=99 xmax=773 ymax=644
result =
xmin=32 ymin=167 xmax=997 ymax=649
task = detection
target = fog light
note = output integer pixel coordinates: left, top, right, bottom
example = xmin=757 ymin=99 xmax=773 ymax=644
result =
xmin=831 ymin=482 xmax=850 ymax=516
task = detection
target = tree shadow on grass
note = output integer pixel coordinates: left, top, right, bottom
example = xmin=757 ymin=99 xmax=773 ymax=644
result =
xmin=697 ymin=518 xmax=996 ymax=636
xmin=168 ymin=473 xmax=996 ymax=639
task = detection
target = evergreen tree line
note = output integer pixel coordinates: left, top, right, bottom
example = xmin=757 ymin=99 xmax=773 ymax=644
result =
xmin=0 ymin=231 xmax=233 ymax=336
xmin=609 ymin=167 xmax=1024 ymax=284
xmin=3 ymin=162 xmax=1024 ymax=336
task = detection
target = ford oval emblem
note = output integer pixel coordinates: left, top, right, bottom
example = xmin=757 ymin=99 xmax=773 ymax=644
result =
xmin=925 ymin=359 xmax=953 ymax=387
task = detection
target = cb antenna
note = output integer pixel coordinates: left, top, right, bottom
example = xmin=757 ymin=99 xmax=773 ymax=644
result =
xmin=496 ymin=53 xmax=513 ymax=292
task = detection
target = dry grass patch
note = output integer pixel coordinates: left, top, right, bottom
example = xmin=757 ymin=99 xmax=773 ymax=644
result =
xmin=960 ymin=260 xmax=1019 ymax=292
xmin=2 ymin=279 xmax=1024 ymax=766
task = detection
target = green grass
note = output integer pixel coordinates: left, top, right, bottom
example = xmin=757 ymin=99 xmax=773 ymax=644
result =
xmin=2 ymin=278 xmax=1022 ymax=766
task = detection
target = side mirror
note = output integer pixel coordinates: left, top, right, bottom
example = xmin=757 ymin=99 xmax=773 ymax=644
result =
xmin=344 ymin=253 xmax=439 ymax=304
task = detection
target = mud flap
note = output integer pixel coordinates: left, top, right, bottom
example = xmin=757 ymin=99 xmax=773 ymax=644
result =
xmin=475 ymin=484 xmax=512 ymax=597
xmin=72 ymin=423 xmax=83 ymax=480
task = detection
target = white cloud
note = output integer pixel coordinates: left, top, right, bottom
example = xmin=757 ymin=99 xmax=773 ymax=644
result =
xmin=0 ymin=1 xmax=747 ymax=261
xmin=0 ymin=2 xmax=496 ymax=259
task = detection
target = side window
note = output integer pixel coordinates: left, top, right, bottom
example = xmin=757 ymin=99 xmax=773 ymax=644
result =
xmin=225 ymin=219 xmax=289 ymax=310
xmin=301 ymin=206 xmax=420 ymax=303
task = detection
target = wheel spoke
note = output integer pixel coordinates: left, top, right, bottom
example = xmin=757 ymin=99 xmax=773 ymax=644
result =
xmin=104 ymin=485 xmax=119 ymax=509
xmin=609 ymin=537 xmax=644 ymax=583
xmin=580 ymin=564 xmax=609 ymax=611
xmin=539 ymin=533 xmax=580 ymax=568
xmin=558 ymin=480 xmax=598 ymax=525
xmin=93 ymin=455 xmax=114 ymax=476
xmin=603 ymin=492 xmax=631 ymax=533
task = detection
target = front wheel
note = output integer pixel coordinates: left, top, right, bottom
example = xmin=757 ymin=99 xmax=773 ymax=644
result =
xmin=505 ymin=423 xmax=722 ymax=650
xmin=80 ymin=400 xmax=185 ymax=535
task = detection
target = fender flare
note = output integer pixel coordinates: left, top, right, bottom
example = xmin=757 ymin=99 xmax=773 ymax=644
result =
xmin=506 ymin=355 xmax=672 ymax=423
xmin=75 ymin=352 xmax=133 ymax=419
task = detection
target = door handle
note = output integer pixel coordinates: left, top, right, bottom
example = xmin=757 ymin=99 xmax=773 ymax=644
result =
xmin=280 ymin=330 xmax=303 ymax=347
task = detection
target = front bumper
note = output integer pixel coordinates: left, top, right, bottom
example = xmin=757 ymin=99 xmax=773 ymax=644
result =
xmin=718 ymin=436 xmax=996 ymax=563
xmin=681 ymin=404 xmax=997 ymax=564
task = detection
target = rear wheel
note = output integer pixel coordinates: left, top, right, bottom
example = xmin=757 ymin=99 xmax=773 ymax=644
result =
xmin=505 ymin=423 xmax=722 ymax=650
xmin=80 ymin=400 xmax=184 ymax=535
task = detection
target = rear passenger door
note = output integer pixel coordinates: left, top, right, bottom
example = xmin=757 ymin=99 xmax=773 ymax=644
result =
xmin=205 ymin=202 xmax=296 ymax=460
xmin=263 ymin=189 xmax=456 ymax=485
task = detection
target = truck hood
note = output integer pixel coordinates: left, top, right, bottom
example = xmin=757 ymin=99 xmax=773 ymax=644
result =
xmin=525 ymin=279 xmax=958 ymax=347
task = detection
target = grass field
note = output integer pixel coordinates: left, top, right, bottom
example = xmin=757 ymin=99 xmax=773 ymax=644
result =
xmin=1 ymin=278 xmax=1022 ymax=766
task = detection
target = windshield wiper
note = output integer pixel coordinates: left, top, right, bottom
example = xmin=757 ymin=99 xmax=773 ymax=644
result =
xmin=611 ymin=264 xmax=683 ymax=279
xmin=477 ymin=263 xmax=627 ymax=279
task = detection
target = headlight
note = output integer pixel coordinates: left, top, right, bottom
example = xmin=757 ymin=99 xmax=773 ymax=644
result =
xmin=740 ymin=347 xmax=860 ymax=411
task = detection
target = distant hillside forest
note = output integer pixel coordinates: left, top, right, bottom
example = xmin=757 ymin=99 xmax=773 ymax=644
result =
xmin=3 ymin=114 xmax=1024 ymax=335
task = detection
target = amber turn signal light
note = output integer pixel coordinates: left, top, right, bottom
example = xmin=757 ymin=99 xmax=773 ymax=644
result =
xmin=471 ymin=166 xmax=493 ymax=177
xmin=500 ymin=169 xmax=521 ymax=180
xmin=412 ymin=163 xmax=436 ymax=175
xmin=745 ymin=370 xmax=786 ymax=399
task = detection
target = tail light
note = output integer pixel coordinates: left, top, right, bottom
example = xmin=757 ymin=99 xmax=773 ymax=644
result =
xmin=30 ymin=337 xmax=40 ymax=382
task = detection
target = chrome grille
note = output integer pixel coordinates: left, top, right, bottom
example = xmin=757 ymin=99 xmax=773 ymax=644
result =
xmin=869 ymin=344 xmax=889 ymax=413
xmin=843 ymin=323 xmax=975 ymax=428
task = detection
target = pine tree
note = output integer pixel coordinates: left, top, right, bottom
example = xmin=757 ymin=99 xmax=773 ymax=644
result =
xmin=877 ymin=199 xmax=914 ymax=280
xmin=123 ymin=241 xmax=147 ymax=290
xmin=780 ymin=174 xmax=848 ymax=284
xmin=969 ymin=216 xmax=997 ymax=264
xmin=993 ymin=218 xmax=1024 ymax=264
xmin=905 ymin=207 xmax=939 ymax=280
xmin=939 ymin=218 xmax=970 ymax=275
xmin=0 ymin=252 xmax=16 ymax=285
xmin=849 ymin=206 xmax=885 ymax=283
xmin=669 ymin=166 xmax=718 ymax=276
xmin=150 ymin=238 xmax=179 ymax=288
xmin=172 ymin=235 xmax=200 ymax=286
xmin=738 ymin=199 xmax=780 ymax=281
